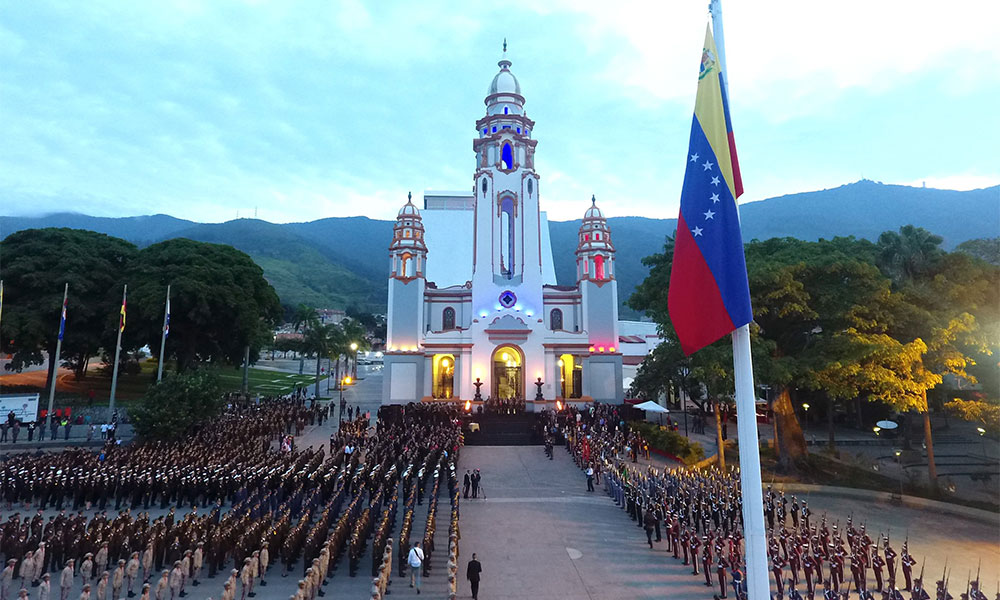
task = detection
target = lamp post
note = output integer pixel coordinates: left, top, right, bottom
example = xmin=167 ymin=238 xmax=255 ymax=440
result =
xmin=350 ymin=342 xmax=358 ymax=379
xmin=894 ymin=449 xmax=904 ymax=497
xmin=802 ymin=402 xmax=810 ymax=426
xmin=977 ymin=426 xmax=987 ymax=459
xmin=339 ymin=376 xmax=351 ymax=425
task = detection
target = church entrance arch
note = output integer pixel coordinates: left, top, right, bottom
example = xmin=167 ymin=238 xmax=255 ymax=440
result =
xmin=491 ymin=345 xmax=523 ymax=401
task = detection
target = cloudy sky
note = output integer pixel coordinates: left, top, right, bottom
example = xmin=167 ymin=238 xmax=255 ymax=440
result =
xmin=1 ymin=1 xmax=998 ymax=223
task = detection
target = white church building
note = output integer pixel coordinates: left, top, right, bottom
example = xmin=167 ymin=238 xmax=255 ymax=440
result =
xmin=382 ymin=47 xmax=659 ymax=408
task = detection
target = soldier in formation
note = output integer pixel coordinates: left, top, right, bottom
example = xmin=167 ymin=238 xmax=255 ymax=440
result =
xmin=560 ymin=402 xmax=980 ymax=600
xmin=1 ymin=398 xmax=461 ymax=600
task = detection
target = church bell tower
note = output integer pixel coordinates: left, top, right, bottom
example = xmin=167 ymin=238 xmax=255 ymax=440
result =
xmin=471 ymin=41 xmax=543 ymax=312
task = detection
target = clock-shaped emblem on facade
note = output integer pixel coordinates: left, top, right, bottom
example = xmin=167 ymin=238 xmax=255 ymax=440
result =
xmin=499 ymin=290 xmax=517 ymax=309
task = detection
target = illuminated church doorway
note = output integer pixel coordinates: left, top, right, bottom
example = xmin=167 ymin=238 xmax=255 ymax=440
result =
xmin=492 ymin=345 xmax=523 ymax=400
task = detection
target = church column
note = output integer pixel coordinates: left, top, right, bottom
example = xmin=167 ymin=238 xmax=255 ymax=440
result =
xmin=422 ymin=355 xmax=432 ymax=400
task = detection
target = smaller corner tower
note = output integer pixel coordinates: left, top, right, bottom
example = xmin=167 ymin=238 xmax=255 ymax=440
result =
xmin=576 ymin=195 xmax=622 ymax=402
xmin=387 ymin=192 xmax=427 ymax=352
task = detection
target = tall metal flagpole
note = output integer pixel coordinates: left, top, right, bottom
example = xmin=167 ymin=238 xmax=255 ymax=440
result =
xmin=46 ymin=283 xmax=69 ymax=431
xmin=709 ymin=2 xmax=769 ymax=599
xmin=109 ymin=284 xmax=126 ymax=415
xmin=157 ymin=285 xmax=170 ymax=383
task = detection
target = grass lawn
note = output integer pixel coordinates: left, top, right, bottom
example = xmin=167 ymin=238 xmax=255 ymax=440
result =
xmin=0 ymin=361 xmax=323 ymax=406
xmin=214 ymin=368 xmax=320 ymax=396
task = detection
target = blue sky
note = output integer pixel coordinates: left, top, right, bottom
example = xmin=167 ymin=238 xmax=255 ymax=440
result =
xmin=1 ymin=1 xmax=998 ymax=223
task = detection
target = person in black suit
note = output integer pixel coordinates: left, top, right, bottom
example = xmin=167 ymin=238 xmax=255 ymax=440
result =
xmin=471 ymin=470 xmax=481 ymax=498
xmin=466 ymin=554 xmax=482 ymax=600
xmin=463 ymin=470 xmax=471 ymax=499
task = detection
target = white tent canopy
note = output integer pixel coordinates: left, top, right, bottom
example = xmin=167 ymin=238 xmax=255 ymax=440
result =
xmin=633 ymin=400 xmax=669 ymax=413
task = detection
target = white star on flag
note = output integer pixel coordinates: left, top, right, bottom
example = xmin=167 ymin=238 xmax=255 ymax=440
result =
xmin=692 ymin=226 xmax=704 ymax=237
xmin=702 ymin=160 xmax=714 ymax=171
xmin=690 ymin=153 xmax=699 ymax=162
xmin=711 ymin=176 xmax=720 ymax=186
xmin=710 ymin=193 xmax=720 ymax=203
xmin=704 ymin=210 xmax=715 ymax=220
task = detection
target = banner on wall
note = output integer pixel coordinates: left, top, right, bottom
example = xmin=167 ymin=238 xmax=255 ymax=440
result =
xmin=0 ymin=394 xmax=41 ymax=423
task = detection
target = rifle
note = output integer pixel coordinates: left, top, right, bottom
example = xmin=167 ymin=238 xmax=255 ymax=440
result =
xmin=974 ymin=559 xmax=981 ymax=590
xmin=918 ymin=557 xmax=925 ymax=587
xmin=966 ymin=570 xmax=971 ymax=600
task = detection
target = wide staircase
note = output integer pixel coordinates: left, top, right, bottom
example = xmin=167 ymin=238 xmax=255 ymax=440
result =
xmin=462 ymin=413 xmax=543 ymax=445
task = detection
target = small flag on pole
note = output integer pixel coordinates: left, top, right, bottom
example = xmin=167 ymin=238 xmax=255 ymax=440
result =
xmin=164 ymin=295 xmax=170 ymax=338
xmin=119 ymin=288 xmax=127 ymax=333
xmin=58 ymin=295 xmax=68 ymax=340
xmin=667 ymin=25 xmax=752 ymax=356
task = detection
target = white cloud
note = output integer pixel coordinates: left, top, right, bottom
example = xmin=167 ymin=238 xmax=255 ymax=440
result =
xmin=900 ymin=174 xmax=1000 ymax=191
xmin=0 ymin=1 xmax=997 ymax=225
xmin=541 ymin=0 xmax=1000 ymax=117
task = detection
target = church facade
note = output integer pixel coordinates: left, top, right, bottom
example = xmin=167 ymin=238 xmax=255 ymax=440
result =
xmin=382 ymin=48 xmax=656 ymax=408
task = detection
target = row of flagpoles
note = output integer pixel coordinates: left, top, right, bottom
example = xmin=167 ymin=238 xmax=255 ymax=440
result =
xmin=0 ymin=280 xmax=171 ymax=428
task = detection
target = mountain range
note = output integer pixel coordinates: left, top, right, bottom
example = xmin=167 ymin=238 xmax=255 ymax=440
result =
xmin=2 ymin=180 xmax=997 ymax=317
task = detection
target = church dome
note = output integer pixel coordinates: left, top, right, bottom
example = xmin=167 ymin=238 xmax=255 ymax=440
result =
xmin=489 ymin=62 xmax=521 ymax=96
xmin=488 ymin=40 xmax=521 ymax=96
xmin=397 ymin=192 xmax=421 ymax=219
xmin=577 ymin=195 xmax=614 ymax=254
xmin=583 ymin=195 xmax=604 ymax=220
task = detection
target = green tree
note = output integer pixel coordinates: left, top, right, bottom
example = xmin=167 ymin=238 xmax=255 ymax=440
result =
xmin=0 ymin=228 xmax=137 ymax=384
xmin=130 ymin=369 xmax=224 ymax=440
xmin=876 ymin=232 xmax=998 ymax=488
xmin=876 ymin=225 xmax=944 ymax=286
xmin=944 ymin=397 xmax=1000 ymax=434
xmin=302 ymin=322 xmax=345 ymax=397
xmin=743 ymin=237 xmax=884 ymax=466
xmin=953 ymin=237 xmax=999 ymax=267
xmin=341 ymin=317 xmax=370 ymax=379
xmin=126 ymin=239 xmax=282 ymax=372
xmin=292 ymin=303 xmax=318 ymax=333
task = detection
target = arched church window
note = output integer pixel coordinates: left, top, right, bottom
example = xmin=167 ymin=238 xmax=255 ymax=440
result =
xmin=527 ymin=179 xmax=533 ymax=196
xmin=500 ymin=196 xmax=515 ymax=278
xmin=594 ymin=255 xmax=606 ymax=280
xmin=504 ymin=106 xmax=509 ymax=114
xmin=481 ymin=178 xmax=488 ymax=196
xmin=595 ymin=232 xmax=600 ymax=240
xmin=501 ymin=143 xmax=514 ymax=170
xmin=404 ymin=230 xmax=411 ymax=238
xmin=442 ymin=307 xmax=456 ymax=330
xmin=550 ymin=308 xmax=563 ymax=331
xmin=401 ymin=254 xmax=412 ymax=278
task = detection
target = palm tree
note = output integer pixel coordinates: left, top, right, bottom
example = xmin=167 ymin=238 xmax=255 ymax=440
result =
xmin=340 ymin=318 xmax=370 ymax=379
xmin=303 ymin=322 xmax=345 ymax=398
xmin=876 ymin=225 xmax=944 ymax=287
xmin=292 ymin=304 xmax=318 ymax=332
xmin=291 ymin=304 xmax=318 ymax=374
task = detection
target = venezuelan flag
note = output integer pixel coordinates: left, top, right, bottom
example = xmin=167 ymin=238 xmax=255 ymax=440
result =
xmin=119 ymin=289 xmax=127 ymax=333
xmin=668 ymin=25 xmax=752 ymax=355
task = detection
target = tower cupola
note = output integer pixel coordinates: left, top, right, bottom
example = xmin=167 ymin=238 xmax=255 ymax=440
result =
xmin=485 ymin=39 xmax=525 ymax=116
xmin=389 ymin=191 xmax=427 ymax=280
xmin=576 ymin=195 xmax=616 ymax=282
